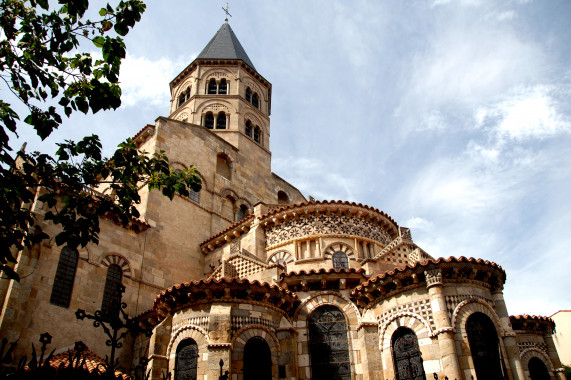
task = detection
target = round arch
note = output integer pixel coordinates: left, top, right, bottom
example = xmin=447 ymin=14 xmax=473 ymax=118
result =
xmin=167 ymin=324 xmax=209 ymax=375
xmin=322 ymin=242 xmax=357 ymax=264
xmin=294 ymin=291 xmax=361 ymax=324
xmin=197 ymin=100 xmax=235 ymax=115
xmin=231 ymin=326 xmax=279 ymax=380
xmin=101 ymin=254 xmax=131 ymax=278
xmin=378 ymin=311 xmax=433 ymax=352
xmin=452 ymin=298 xmax=503 ymax=336
xmin=521 ymin=348 xmax=555 ymax=373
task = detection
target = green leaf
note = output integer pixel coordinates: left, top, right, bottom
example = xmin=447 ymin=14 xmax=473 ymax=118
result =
xmin=92 ymin=36 xmax=105 ymax=48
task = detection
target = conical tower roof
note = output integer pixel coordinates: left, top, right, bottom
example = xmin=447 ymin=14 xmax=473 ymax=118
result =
xmin=197 ymin=22 xmax=256 ymax=70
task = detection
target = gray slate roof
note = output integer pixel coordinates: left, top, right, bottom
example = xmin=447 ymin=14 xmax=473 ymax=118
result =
xmin=197 ymin=22 xmax=256 ymax=70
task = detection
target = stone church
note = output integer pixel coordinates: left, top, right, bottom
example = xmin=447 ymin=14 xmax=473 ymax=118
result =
xmin=0 ymin=21 xmax=566 ymax=380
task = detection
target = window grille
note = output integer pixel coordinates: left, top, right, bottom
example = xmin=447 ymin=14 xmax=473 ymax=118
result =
xmin=101 ymin=264 xmax=123 ymax=320
xmin=50 ymin=247 xmax=78 ymax=308
xmin=189 ymin=189 xmax=200 ymax=203
xmin=175 ymin=339 xmax=198 ymax=380
xmin=332 ymin=251 xmax=349 ymax=269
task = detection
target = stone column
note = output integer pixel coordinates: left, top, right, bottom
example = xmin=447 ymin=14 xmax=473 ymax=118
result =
xmin=358 ymin=313 xmax=383 ymax=380
xmin=425 ymin=269 xmax=463 ymax=380
xmin=208 ymin=303 xmax=232 ymax=379
xmin=492 ymin=289 xmax=526 ymax=380
xmin=543 ymin=333 xmax=566 ymax=380
xmin=147 ymin=316 xmax=172 ymax=380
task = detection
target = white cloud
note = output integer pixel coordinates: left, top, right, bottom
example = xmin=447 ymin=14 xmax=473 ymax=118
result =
xmin=119 ymin=54 xmax=195 ymax=107
xmin=273 ymin=157 xmax=357 ymax=201
xmin=404 ymin=217 xmax=434 ymax=231
xmin=475 ymin=85 xmax=571 ymax=142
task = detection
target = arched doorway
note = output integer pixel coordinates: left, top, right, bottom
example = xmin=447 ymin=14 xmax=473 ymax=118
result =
xmin=308 ymin=305 xmax=351 ymax=379
xmin=391 ymin=327 xmax=426 ymax=380
xmin=174 ymin=339 xmax=198 ymax=380
xmin=528 ymin=357 xmax=550 ymax=380
xmin=243 ymin=336 xmax=272 ymax=380
xmin=466 ymin=312 xmax=505 ymax=380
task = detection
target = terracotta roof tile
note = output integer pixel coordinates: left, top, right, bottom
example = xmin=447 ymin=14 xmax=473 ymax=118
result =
xmin=352 ymin=256 xmax=505 ymax=294
xmin=281 ymin=267 xmax=367 ymax=279
xmin=49 ymin=349 xmax=129 ymax=379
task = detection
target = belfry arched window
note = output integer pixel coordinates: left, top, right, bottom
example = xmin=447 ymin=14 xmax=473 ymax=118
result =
xmin=218 ymin=78 xmax=227 ymax=94
xmin=216 ymin=112 xmax=227 ymax=129
xmin=245 ymin=87 xmax=251 ymax=102
xmin=237 ymin=204 xmax=248 ymax=222
xmin=253 ymin=126 xmax=261 ymax=144
xmin=332 ymin=251 xmax=349 ymax=269
xmin=101 ymin=264 xmax=123 ymax=320
xmin=207 ymin=78 xmax=217 ymax=94
xmin=308 ymin=305 xmax=351 ymax=379
xmin=466 ymin=312 xmax=506 ymax=380
xmin=204 ymin=112 xmax=214 ymax=129
xmin=245 ymin=120 xmax=252 ymax=137
xmin=50 ymin=246 xmax=78 ymax=308
xmin=392 ymin=327 xmax=426 ymax=380
xmin=178 ymin=86 xmax=191 ymax=107
xmin=244 ymin=337 xmax=271 ymax=380
xmin=174 ymin=339 xmax=198 ymax=380
xmin=252 ymin=93 xmax=259 ymax=108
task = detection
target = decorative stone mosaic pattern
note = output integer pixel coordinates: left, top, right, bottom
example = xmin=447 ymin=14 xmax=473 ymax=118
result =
xmin=444 ymin=295 xmax=495 ymax=320
xmin=231 ymin=316 xmax=277 ymax=336
xmin=377 ymin=299 xmax=435 ymax=330
xmin=172 ymin=316 xmax=210 ymax=332
xmin=517 ymin=342 xmax=548 ymax=353
xmin=265 ymin=214 xmax=391 ymax=247
xmin=213 ymin=254 xmax=269 ymax=280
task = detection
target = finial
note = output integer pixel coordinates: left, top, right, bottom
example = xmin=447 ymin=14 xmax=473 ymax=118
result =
xmin=222 ymin=3 xmax=232 ymax=22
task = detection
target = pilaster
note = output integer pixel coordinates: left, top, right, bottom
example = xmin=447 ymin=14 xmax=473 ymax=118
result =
xmin=492 ymin=289 xmax=525 ymax=380
xmin=425 ymin=269 xmax=462 ymax=380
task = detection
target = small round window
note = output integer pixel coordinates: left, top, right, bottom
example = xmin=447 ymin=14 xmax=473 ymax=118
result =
xmin=332 ymin=252 xmax=349 ymax=269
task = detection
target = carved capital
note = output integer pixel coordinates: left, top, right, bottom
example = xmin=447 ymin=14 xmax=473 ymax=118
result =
xmin=425 ymin=269 xmax=443 ymax=288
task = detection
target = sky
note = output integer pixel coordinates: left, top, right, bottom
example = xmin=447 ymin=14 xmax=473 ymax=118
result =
xmin=14 ymin=0 xmax=571 ymax=317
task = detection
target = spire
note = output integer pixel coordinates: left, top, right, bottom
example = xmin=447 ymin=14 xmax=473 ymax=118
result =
xmin=196 ymin=23 xmax=256 ymax=70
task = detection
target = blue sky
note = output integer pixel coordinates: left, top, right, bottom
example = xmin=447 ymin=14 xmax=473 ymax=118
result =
xmin=17 ymin=1 xmax=571 ymax=316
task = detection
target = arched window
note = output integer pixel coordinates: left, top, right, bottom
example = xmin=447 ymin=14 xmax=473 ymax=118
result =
xmin=308 ymin=305 xmax=351 ymax=379
xmin=332 ymin=251 xmax=349 ymax=269
xmin=50 ymin=246 xmax=78 ymax=308
xmin=244 ymin=337 xmax=271 ymax=380
xmin=174 ymin=339 xmax=198 ymax=380
xmin=253 ymin=126 xmax=261 ymax=144
xmin=216 ymin=112 xmax=226 ymax=129
xmin=178 ymin=86 xmax=191 ymax=107
xmin=252 ymin=93 xmax=259 ymax=108
xmin=216 ymin=154 xmax=231 ymax=179
xmin=204 ymin=113 xmax=214 ymax=129
xmin=245 ymin=120 xmax=252 ymax=137
xmin=277 ymin=190 xmax=289 ymax=205
xmin=207 ymin=78 xmax=217 ymax=94
xmin=218 ymin=78 xmax=227 ymax=94
xmin=466 ymin=312 xmax=505 ymax=380
xmin=245 ymin=87 xmax=251 ymax=102
xmin=391 ymin=327 xmax=426 ymax=380
xmin=101 ymin=264 xmax=123 ymax=320
xmin=528 ymin=357 xmax=550 ymax=380
xmin=237 ymin=204 xmax=248 ymax=222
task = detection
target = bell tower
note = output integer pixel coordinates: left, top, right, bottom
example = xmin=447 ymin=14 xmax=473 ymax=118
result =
xmin=168 ymin=21 xmax=272 ymax=152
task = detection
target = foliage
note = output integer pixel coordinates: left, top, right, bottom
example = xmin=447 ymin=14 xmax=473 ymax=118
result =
xmin=0 ymin=0 xmax=201 ymax=280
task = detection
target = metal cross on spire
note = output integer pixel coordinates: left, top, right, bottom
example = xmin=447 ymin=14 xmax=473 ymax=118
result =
xmin=222 ymin=3 xmax=232 ymax=22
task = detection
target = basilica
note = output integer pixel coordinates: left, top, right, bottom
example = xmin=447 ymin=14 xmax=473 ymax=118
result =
xmin=0 ymin=21 xmax=566 ymax=380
